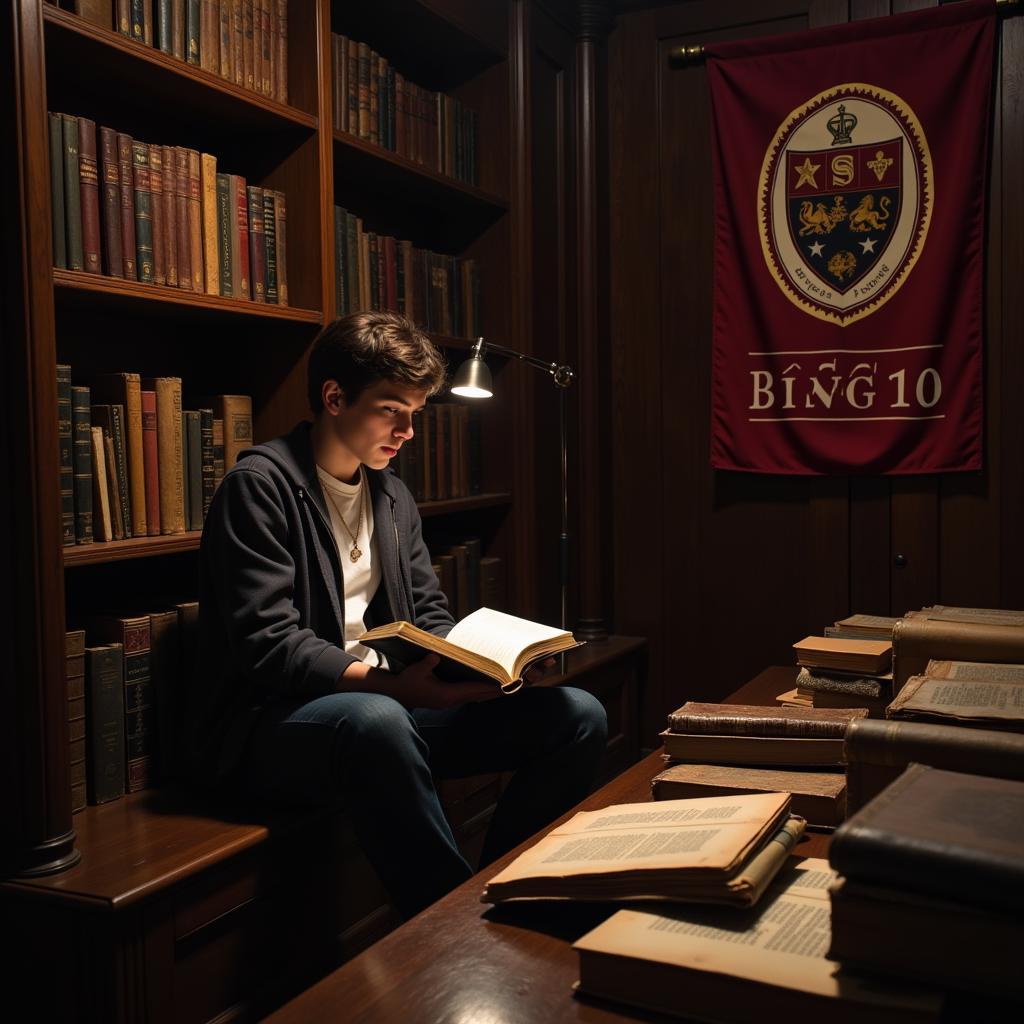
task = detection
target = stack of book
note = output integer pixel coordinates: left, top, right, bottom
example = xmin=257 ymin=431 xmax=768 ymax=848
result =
xmin=827 ymin=762 xmax=1024 ymax=1001
xmin=333 ymin=206 xmax=480 ymax=334
xmin=784 ymin=633 xmax=894 ymax=718
xmin=49 ymin=112 xmax=289 ymax=304
xmin=391 ymin=403 xmax=481 ymax=503
xmin=74 ymin=1 xmax=289 ymax=105
xmin=331 ymin=31 xmax=478 ymax=185
xmin=482 ymin=791 xmax=805 ymax=907
xmin=427 ymin=538 xmax=504 ymax=619
xmin=655 ymin=703 xmax=868 ymax=828
xmin=572 ymin=857 xmax=942 ymax=1022
xmin=886 ymin=658 xmax=1024 ymax=733
xmin=59 ymin=364 xmax=250 ymax=545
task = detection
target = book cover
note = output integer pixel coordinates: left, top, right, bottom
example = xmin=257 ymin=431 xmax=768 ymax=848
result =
xmin=263 ymin=189 xmax=278 ymax=302
xmin=85 ymin=642 xmax=125 ymax=804
xmin=186 ymin=148 xmax=204 ymax=291
xmin=76 ymin=117 xmax=102 ymax=275
xmin=248 ymin=185 xmax=266 ymax=301
xmin=116 ymin=132 xmax=138 ymax=279
xmin=61 ymin=114 xmax=84 ymax=271
xmin=93 ymin=373 xmax=146 ymax=537
xmin=131 ymin=140 xmax=154 ymax=282
xmin=98 ymin=125 xmax=123 ymax=277
xmin=200 ymin=152 xmax=219 ymax=294
xmin=57 ymin=364 xmax=74 ymax=546
xmin=200 ymin=407 xmax=214 ymax=519
xmin=71 ymin=385 xmax=94 ymax=544
xmin=161 ymin=144 xmax=178 ymax=287
xmin=143 ymin=376 xmax=185 ymax=534
xmin=216 ymin=172 xmax=233 ymax=297
xmin=148 ymin=142 xmax=166 ymax=285
xmin=173 ymin=147 xmax=192 ymax=290
xmin=140 ymin=389 xmax=161 ymax=534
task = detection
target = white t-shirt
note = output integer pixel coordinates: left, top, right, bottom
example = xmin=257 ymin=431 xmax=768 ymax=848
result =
xmin=316 ymin=465 xmax=382 ymax=665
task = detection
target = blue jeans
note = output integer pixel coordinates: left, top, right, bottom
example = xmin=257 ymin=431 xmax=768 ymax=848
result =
xmin=242 ymin=685 xmax=608 ymax=918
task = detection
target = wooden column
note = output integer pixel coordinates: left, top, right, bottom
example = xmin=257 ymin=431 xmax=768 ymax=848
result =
xmin=0 ymin=0 xmax=78 ymax=876
xmin=573 ymin=0 xmax=612 ymax=640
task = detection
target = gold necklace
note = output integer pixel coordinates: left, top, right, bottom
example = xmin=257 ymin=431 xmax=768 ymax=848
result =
xmin=323 ymin=468 xmax=366 ymax=562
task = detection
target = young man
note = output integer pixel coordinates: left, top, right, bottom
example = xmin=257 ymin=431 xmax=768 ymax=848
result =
xmin=183 ymin=311 xmax=607 ymax=918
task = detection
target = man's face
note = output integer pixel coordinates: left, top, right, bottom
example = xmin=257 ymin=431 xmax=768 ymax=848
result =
xmin=325 ymin=378 xmax=429 ymax=470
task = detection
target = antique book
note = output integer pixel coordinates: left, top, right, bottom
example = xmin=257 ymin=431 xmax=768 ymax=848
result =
xmin=61 ymin=113 xmax=84 ymax=271
xmin=924 ymin=658 xmax=1024 ymax=683
xmin=216 ymin=172 xmax=233 ymax=296
xmin=247 ymin=185 xmax=266 ymax=301
xmin=200 ymin=0 xmax=218 ymax=73
xmin=85 ymin=642 xmax=125 ymax=804
xmin=200 ymin=152 xmax=219 ymax=294
xmin=149 ymin=609 xmax=179 ymax=783
xmin=229 ymin=174 xmax=249 ymax=298
xmin=573 ymin=858 xmax=940 ymax=1023
xmin=105 ymin=429 xmax=125 ymax=539
xmin=71 ymin=385 xmax=93 ymax=543
xmin=49 ymin=112 xmax=66 ymax=268
xmin=140 ymin=388 xmax=161 ymax=534
xmin=796 ymin=665 xmax=891 ymax=698
xmin=181 ymin=411 xmax=191 ymax=532
xmin=886 ymin=673 xmax=1024 ymax=731
xmin=830 ymin=762 xmax=1024 ymax=912
xmin=78 ymin=117 xmax=102 ymax=273
xmin=200 ymin=407 xmax=214 ymax=518
xmin=198 ymin=394 xmax=252 ymax=471
xmin=131 ymin=140 xmax=154 ymax=282
xmin=57 ymin=364 xmax=74 ymax=545
xmin=89 ymin=425 xmax=113 ymax=542
xmin=793 ymin=636 xmax=892 ymax=675
xmin=811 ymin=689 xmax=889 ymax=719
xmin=892 ymin=616 xmax=1024 ymax=690
xmin=843 ymin=716 xmax=1024 ymax=814
xmin=660 ymin=731 xmax=848 ymax=768
xmin=67 ymin=629 xmax=87 ymax=814
xmin=186 ymin=148 xmax=204 ymax=291
xmin=143 ymin=376 xmax=185 ymax=534
xmin=97 ymin=126 xmax=123 ymax=277
xmin=483 ymin=793 xmax=803 ymax=907
xmin=148 ymin=142 xmax=166 ymax=285
xmin=832 ymin=613 xmax=900 ymax=639
xmin=211 ymin=416 xmax=225 ymax=487
xmin=116 ymin=132 xmax=137 ymax=279
xmin=184 ymin=409 xmax=202 ymax=530
xmin=652 ymin=763 xmax=846 ymax=828
xmin=93 ymin=373 xmax=146 ymax=537
xmin=668 ymin=702 xmax=867 ymax=738
xmin=172 ymin=147 xmax=192 ymax=290
xmin=273 ymin=189 xmax=287 ymax=305
xmin=359 ymin=607 xmax=582 ymax=690
xmin=905 ymin=605 xmax=1024 ymax=627
xmin=161 ymin=144 xmax=178 ymax=286
xmin=828 ymin=875 xmax=1023 ymax=999
xmin=263 ymin=188 xmax=278 ymax=302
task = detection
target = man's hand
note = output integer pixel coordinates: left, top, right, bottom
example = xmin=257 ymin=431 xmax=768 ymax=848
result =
xmin=391 ymin=655 xmax=498 ymax=710
xmin=523 ymin=656 xmax=558 ymax=686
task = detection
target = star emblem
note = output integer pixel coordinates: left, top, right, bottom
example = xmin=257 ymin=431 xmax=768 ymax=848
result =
xmin=860 ymin=237 xmax=877 ymax=254
xmin=808 ymin=241 xmax=824 ymax=257
xmin=793 ymin=157 xmax=821 ymax=190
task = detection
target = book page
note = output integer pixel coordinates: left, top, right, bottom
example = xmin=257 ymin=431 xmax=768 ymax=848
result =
xmin=927 ymin=659 xmax=1024 ymax=683
xmin=574 ymin=859 xmax=941 ymax=1013
xmin=485 ymin=793 xmax=788 ymax=881
xmin=895 ymin=678 xmax=1024 ymax=720
xmin=447 ymin=607 xmax=568 ymax=677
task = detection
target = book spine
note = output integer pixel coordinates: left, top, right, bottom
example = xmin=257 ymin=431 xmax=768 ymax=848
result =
xmin=116 ymin=0 xmax=131 ymax=37
xmin=57 ymin=365 xmax=75 ymax=545
xmin=186 ymin=0 xmax=200 ymax=65
xmin=130 ymin=0 xmax=145 ymax=42
xmin=232 ymin=0 xmax=244 ymax=86
xmin=132 ymin=141 xmax=154 ymax=283
xmin=158 ymin=0 xmax=173 ymax=54
xmin=346 ymin=211 xmax=359 ymax=312
xmin=263 ymin=191 xmax=278 ymax=303
xmin=98 ymin=126 xmax=123 ymax=277
xmin=62 ymin=114 xmax=84 ymax=271
xmin=247 ymin=186 xmax=266 ymax=301
xmin=357 ymin=41 xmax=370 ymax=139
xmin=243 ymin=0 xmax=255 ymax=90
xmin=148 ymin=143 xmax=166 ymax=285
xmin=186 ymin=411 xmax=202 ymax=529
xmin=71 ymin=386 xmax=93 ymax=544
xmin=174 ymin=147 xmax=192 ymax=290
xmin=89 ymin=425 xmax=111 ymax=541
xmin=161 ymin=144 xmax=178 ymax=287
xmin=334 ymin=205 xmax=345 ymax=313
xmin=234 ymin=176 xmax=250 ymax=298
xmin=219 ymin=0 xmax=233 ymax=79
xmin=148 ymin=610 xmax=180 ymax=782
xmin=333 ymin=34 xmax=344 ymax=132
xmin=200 ymin=0 xmax=218 ymax=72
xmin=85 ymin=644 xmax=125 ymax=804
xmin=251 ymin=0 xmax=261 ymax=90
xmin=667 ymin=712 xmax=852 ymax=739
xmin=200 ymin=408 xmax=214 ymax=519
xmin=66 ymin=630 xmax=87 ymax=813
xmin=121 ymin=619 xmax=154 ymax=792
xmin=268 ymin=0 xmax=278 ymax=98
xmin=104 ymin=430 xmax=123 ymax=540
xmin=116 ymin=133 xmax=137 ymax=279
xmin=154 ymin=378 xmax=185 ymax=534
xmin=260 ymin=0 xmax=272 ymax=96
xmin=141 ymin=389 xmax=161 ymax=535
xmin=212 ymin=417 xmax=225 ymax=488
xmin=217 ymin=173 xmax=233 ymax=297
xmin=180 ymin=411 xmax=191 ymax=531
xmin=273 ymin=190 xmax=287 ymax=306
xmin=172 ymin=0 xmax=186 ymax=60
xmin=110 ymin=404 xmax=133 ymax=538
xmin=347 ymin=38 xmax=358 ymax=135
xmin=49 ymin=113 xmax=66 ymax=269
xmin=186 ymin=149 xmax=204 ymax=291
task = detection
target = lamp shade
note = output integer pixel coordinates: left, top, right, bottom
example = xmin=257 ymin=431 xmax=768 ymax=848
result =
xmin=451 ymin=354 xmax=494 ymax=398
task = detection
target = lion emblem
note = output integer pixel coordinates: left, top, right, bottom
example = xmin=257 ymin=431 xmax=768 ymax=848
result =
xmin=849 ymin=194 xmax=891 ymax=232
xmin=798 ymin=201 xmax=835 ymax=236
xmin=828 ymin=250 xmax=857 ymax=281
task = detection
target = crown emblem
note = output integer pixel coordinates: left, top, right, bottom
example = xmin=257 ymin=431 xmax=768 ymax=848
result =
xmin=827 ymin=104 xmax=857 ymax=146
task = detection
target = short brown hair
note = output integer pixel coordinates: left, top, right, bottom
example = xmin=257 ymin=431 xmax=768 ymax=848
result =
xmin=307 ymin=311 xmax=447 ymax=413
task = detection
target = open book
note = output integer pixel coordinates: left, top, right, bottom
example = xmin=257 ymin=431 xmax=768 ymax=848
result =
xmin=358 ymin=607 xmax=583 ymax=692
xmin=481 ymin=792 xmax=805 ymax=907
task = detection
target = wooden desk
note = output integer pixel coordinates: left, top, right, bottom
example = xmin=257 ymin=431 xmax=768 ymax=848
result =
xmin=267 ymin=666 xmax=824 ymax=1023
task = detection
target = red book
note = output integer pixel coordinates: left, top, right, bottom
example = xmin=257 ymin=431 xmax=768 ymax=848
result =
xmin=116 ymin=133 xmax=137 ymax=280
xmin=173 ymin=147 xmax=192 ymax=291
xmin=233 ymin=175 xmax=250 ymax=300
xmin=149 ymin=144 xmax=166 ymax=285
xmin=141 ymin=389 xmax=160 ymax=535
xmin=77 ymin=117 xmax=103 ymax=274
xmin=161 ymin=144 xmax=178 ymax=287
xmin=247 ymin=185 xmax=266 ymax=302
xmin=384 ymin=235 xmax=397 ymax=311
xmin=98 ymin=126 xmax=124 ymax=278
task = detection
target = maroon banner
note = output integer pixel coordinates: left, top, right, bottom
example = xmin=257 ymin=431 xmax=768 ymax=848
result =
xmin=706 ymin=2 xmax=995 ymax=475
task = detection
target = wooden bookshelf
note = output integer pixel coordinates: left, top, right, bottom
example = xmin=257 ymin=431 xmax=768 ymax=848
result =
xmin=416 ymin=492 xmax=512 ymax=518
xmin=63 ymin=531 xmax=203 ymax=567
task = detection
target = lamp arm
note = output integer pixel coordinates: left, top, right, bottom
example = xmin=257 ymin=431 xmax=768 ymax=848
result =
xmin=471 ymin=338 xmax=574 ymax=388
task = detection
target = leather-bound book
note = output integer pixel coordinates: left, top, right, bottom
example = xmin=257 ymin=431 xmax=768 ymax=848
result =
xmin=57 ymin=364 xmax=75 ymax=545
xmin=273 ymin=190 xmax=287 ymax=305
xmin=98 ymin=126 xmax=124 ymax=277
xmin=142 ymin=376 xmax=185 ymax=534
xmin=149 ymin=609 xmax=179 ymax=782
xmin=103 ymin=429 xmax=124 ymax=540
xmin=76 ymin=117 xmax=102 ymax=274
xmin=892 ymin=615 xmax=1024 ymax=691
xmin=93 ymin=372 xmax=146 ymax=537
xmin=66 ymin=629 xmax=87 ymax=813
xmin=212 ymin=416 xmax=225 ymax=488
xmin=383 ymin=233 xmax=396 ymax=310
xmin=357 ymin=41 xmax=371 ymax=139
xmin=109 ymin=404 xmax=132 ymax=536
xmin=200 ymin=152 xmax=219 ymax=294
xmin=260 ymin=0 xmax=272 ymax=96
xmin=198 ymin=395 xmax=252 ymax=471
xmin=141 ymin=388 xmax=160 ymax=534
xmin=434 ymin=404 xmax=448 ymax=500
xmin=449 ymin=544 xmax=470 ymax=620
xmin=219 ymin=0 xmax=233 ymax=80
xmin=243 ymin=0 xmax=255 ymax=90
xmin=89 ymin=425 xmax=113 ymax=542
xmin=231 ymin=175 xmax=250 ymax=298
xmin=346 ymin=211 xmax=360 ymax=311
xmin=49 ymin=112 xmax=66 ymax=268
xmin=653 ymin=762 xmax=847 ymax=828
xmin=184 ymin=409 xmax=202 ymax=530
xmin=267 ymin=0 xmax=278 ymax=98
xmin=148 ymin=144 xmax=166 ymax=285
xmin=186 ymin=148 xmax=203 ymax=291
xmin=200 ymin=0 xmax=218 ymax=73
xmin=251 ymin=0 xmax=262 ymax=92
xmin=333 ymin=34 xmax=345 ymax=132
xmin=216 ymin=172 xmax=233 ymax=297
xmin=199 ymin=408 xmax=214 ymax=519
xmin=887 ymin=671 xmax=1024 ymax=732
xmin=172 ymin=0 xmax=186 ymax=59
xmin=85 ymin=642 xmax=125 ymax=804
xmin=830 ymin=762 xmax=1024 ymax=913
xmin=161 ymin=144 xmax=178 ymax=286
xmin=479 ymin=556 xmax=506 ymax=612
xmin=131 ymin=140 xmax=155 ymax=282
xmin=143 ymin=0 xmax=153 ymax=46
xmin=157 ymin=0 xmax=172 ymax=54
xmin=231 ymin=0 xmax=244 ymax=86
xmin=61 ymin=114 xmax=84 ymax=271
xmin=248 ymin=185 xmax=266 ymax=301
xmin=346 ymin=36 xmax=359 ymax=135
xmin=130 ymin=0 xmax=144 ymax=43
xmin=115 ymin=0 xmax=130 ymax=37
xmin=462 ymin=537 xmax=481 ymax=612
xmin=180 ymin=412 xmax=191 ymax=532
xmin=116 ymin=132 xmax=137 ymax=279
xmin=172 ymin=147 xmax=191 ymax=289
xmin=843 ymin=717 xmax=1024 ymax=814
xmin=186 ymin=0 xmax=200 ymax=66
xmin=90 ymin=615 xmax=153 ymax=792
xmin=71 ymin=385 xmax=94 ymax=544
xmin=262 ymin=190 xmax=278 ymax=302
xmin=369 ymin=53 xmax=380 ymax=147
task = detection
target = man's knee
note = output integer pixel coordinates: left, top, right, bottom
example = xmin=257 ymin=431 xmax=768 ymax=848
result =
xmin=548 ymin=686 xmax=608 ymax=748
xmin=336 ymin=693 xmax=421 ymax=760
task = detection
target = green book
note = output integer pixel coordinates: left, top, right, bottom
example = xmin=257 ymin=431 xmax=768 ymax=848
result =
xmin=49 ymin=112 xmax=66 ymax=269
xmin=186 ymin=0 xmax=200 ymax=65
xmin=185 ymin=410 xmax=202 ymax=530
xmin=216 ymin=172 xmax=233 ymax=297
xmin=334 ymin=205 xmax=346 ymax=314
xmin=263 ymin=190 xmax=278 ymax=303
xmin=61 ymin=113 xmax=83 ymax=271
xmin=57 ymin=364 xmax=74 ymax=545
xmin=85 ymin=643 xmax=125 ymax=805
xmin=71 ymin=385 xmax=93 ymax=544
xmin=132 ymin=141 xmax=154 ymax=282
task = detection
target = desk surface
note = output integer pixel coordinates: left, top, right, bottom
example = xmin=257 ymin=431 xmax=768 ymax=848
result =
xmin=268 ymin=666 xmax=819 ymax=1023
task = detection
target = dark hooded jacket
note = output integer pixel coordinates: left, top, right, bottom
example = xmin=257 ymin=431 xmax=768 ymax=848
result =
xmin=181 ymin=421 xmax=454 ymax=788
